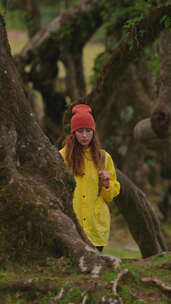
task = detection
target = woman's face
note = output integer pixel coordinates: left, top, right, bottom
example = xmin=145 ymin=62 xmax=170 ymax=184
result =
xmin=75 ymin=128 xmax=94 ymax=148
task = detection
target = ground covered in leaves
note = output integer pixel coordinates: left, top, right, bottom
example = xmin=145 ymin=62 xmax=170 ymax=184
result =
xmin=0 ymin=251 xmax=171 ymax=304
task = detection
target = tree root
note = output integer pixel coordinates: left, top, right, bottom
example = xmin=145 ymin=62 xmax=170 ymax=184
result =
xmin=112 ymin=268 xmax=129 ymax=294
xmin=142 ymin=277 xmax=171 ymax=296
xmin=0 ymin=279 xmax=51 ymax=293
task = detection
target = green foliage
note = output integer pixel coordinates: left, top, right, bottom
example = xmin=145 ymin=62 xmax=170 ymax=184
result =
xmin=147 ymin=49 xmax=160 ymax=77
xmin=6 ymin=297 xmax=27 ymax=304
xmin=102 ymin=0 xmax=149 ymax=33
xmin=60 ymin=286 xmax=82 ymax=303
xmin=0 ymin=3 xmax=5 ymax=15
xmin=5 ymin=9 xmax=27 ymax=30
xmin=103 ymin=271 xmax=116 ymax=282
xmin=120 ymin=287 xmax=137 ymax=303
xmin=91 ymin=25 xmax=106 ymax=42
xmin=132 ymin=0 xmax=149 ymax=15
xmin=4 ymin=1 xmax=81 ymax=30
xmin=161 ymin=15 xmax=171 ymax=29
xmin=89 ymin=52 xmax=109 ymax=87
xmin=41 ymin=5 xmax=60 ymax=27
xmin=123 ymin=15 xmax=143 ymax=33
xmin=53 ymin=24 xmax=72 ymax=42
xmin=38 ymin=288 xmax=60 ymax=304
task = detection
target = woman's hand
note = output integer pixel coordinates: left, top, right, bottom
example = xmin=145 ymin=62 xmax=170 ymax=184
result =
xmin=99 ymin=170 xmax=110 ymax=188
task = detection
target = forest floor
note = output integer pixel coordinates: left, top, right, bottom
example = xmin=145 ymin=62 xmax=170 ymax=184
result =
xmin=0 ymin=251 xmax=171 ymax=303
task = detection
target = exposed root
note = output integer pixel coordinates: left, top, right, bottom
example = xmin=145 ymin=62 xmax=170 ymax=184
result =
xmin=81 ymin=294 xmax=88 ymax=304
xmin=91 ymin=264 xmax=103 ymax=278
xmin=112 ymin=269 xmax=129 ymax=294
xmin=79 ymin=256 xmax=89 ymax=272
xmin=159 ymin=261 xmax=171 ymax=270
xmin=143 ymin=251 xmax=169 ymax=262
xmin=102 ymin=295 xmax=123 ymax=303
xmin=0 ymin=279 xmax=49 ymax=293
xmin=101 ymin=254 xmax=122 ymax=269
xmin=78 ymin=250 xmax=122 ymax=277
xmin=53 ymin=287 xmax=64 ymax=301
xmin=142 ymin=277 xmax=171 ymax=294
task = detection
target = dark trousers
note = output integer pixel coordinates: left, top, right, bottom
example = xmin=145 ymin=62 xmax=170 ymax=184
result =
xmin=96 ymin=246 xmax=103 ymax=252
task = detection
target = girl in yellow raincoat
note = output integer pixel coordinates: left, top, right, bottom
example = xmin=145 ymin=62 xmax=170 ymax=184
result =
xmin=59 ymin=104 xmax=120 ymax=252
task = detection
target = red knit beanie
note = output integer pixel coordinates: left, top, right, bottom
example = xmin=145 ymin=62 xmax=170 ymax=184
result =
xmin=71 ymin=104 xmax=96 ymax=133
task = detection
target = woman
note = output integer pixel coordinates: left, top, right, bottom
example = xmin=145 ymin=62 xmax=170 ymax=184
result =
xmin=59 ymin=104 xmax=120 ymax=252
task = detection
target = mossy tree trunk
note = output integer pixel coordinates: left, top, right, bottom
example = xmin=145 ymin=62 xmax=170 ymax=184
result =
xmin=116 ymin=170 xmax=167 ymax=258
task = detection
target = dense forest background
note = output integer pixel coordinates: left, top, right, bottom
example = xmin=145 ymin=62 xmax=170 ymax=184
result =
xmin=1 ymin=0 xmax=171 ymax=303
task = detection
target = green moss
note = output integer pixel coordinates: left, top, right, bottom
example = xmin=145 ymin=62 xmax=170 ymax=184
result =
xmin=4 ymin=297 xmax=26 ymax=304
xmin=103 ymin=270 xmax=116 ymax=282
xmin=60 ymin=287 xmax=82 ymax=303
xmin=120 ymin=287 xmax=135 ymax=303
xmin=0 ymin=181 xmax=61 ymax=263
xmin=0 ymin=252 xmax=171 ymax=303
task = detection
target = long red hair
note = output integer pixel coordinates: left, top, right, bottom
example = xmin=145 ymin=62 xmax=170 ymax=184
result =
xmin=64 ymin=132 xmax=102 ymax=176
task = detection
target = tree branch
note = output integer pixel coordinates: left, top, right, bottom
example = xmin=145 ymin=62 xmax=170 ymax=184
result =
xmin=134 ymin=30 xmax=171 ymax=144
xmin=84 ymin=5 xmax=171 ymax=106
xmin=19 ymin=0 xmax=103 ymax=63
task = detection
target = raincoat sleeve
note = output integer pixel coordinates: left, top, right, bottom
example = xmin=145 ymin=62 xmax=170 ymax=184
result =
xmin=101 ymin=151 xmax=120 ymax=203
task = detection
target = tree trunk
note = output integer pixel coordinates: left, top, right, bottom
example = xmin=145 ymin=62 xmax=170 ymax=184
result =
xmin=151 ymin=30 xmax=171 ymax=138
xmin=134 ymin=29 xmax=171 ymax=179
xmin=116 ymin=170 xmax=167 ymax=258
xmin=61 ymin=50 xmax=86 ymax=100
xmin=19 ymin=0 xmax=41 ymax=38
xmin=95 ymin=65 xmax=152 ymax=180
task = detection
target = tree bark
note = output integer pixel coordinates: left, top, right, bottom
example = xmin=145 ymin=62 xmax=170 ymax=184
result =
xmin=116 ymin=170 xmax=167 ymax=258
xmin=151 ymin=30 xmax=171 ymax=138
xmin=61 ymin=50 xmax=86 ymax=100
xmin=134 ymin=29 xmax=171 ymax=181
xmin=135 ymin=30 xmax=171 ymax=143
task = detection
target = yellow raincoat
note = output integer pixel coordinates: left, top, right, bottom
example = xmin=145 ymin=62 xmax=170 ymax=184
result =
xmin=59 ymin=147 xmax=120 ymax=246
